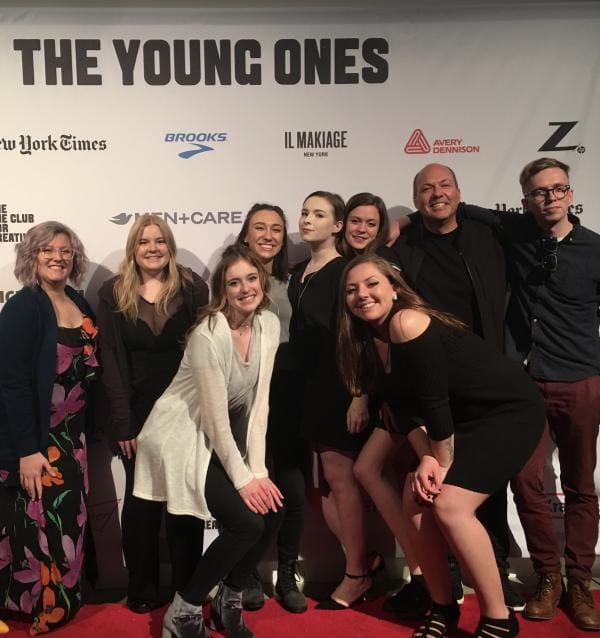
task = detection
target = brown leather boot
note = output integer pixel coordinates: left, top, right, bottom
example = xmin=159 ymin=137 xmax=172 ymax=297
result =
xmin=566 ymin=578 xmax=600 ymax=631
xmin=523 ymin=571 xmax=564 ymax=620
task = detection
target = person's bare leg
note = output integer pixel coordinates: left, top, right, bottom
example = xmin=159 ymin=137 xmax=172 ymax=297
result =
xmin=321 ymin=488 xmax=343 ymax=541
xmin=354 ymin=429 xmax=420 ymax=573
xmin=433 ymin=484 xmax=508 ymax=619
xmin=403 ymin=477 xmax=453 ymax=604
xmin=320 ymin=447 xmax=370 ymax=606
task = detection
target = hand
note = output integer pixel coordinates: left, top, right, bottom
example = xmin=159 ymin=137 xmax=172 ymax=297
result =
xmin=118 ymin=438 xmax=138 ymax=460
xmin=19 ymin=452 xmax=56 ymax=500
xmin=412 ymin=455 xmax=447 ymax=505
xmin=386 ymin=215 xmax=412 ymax=246
xmin=346 ymin=395 xmax=369 ymax=433
xmin=239 ymin=477 xmax=284 ymax=515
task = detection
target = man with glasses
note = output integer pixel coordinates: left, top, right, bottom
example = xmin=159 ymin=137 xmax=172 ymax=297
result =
xmin=453 ymin=157 xmax=600 ymax=631
xmin=503 ymin=157 xmax=600 ymax=631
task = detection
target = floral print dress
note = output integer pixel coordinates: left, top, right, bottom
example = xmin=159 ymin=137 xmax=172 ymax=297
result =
xmin=0 ymin=317 xmax=98 ymax=635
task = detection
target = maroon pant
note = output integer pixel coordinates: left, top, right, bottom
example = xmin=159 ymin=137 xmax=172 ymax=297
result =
xmin=511 ymin=375 xmax=600 ymax=581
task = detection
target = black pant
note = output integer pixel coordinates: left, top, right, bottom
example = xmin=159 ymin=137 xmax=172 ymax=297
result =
xmin=183 ymin=457 xmax=282 ymax=605
xmin=121 ymin=455 xmax=204 ymax=601
xmin=266 ymin=369 xmax=309 ymax=564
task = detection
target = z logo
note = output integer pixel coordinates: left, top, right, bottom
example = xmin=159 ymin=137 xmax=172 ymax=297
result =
xmin=538 ymin=121 xmax=579 ymax=152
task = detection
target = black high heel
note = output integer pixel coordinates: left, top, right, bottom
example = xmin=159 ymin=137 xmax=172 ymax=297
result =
xmin=315 ymin=571 xmax=373 ymax=610
xmin=413 ymin=600 xmax=460 ymax=638
xmin=473 ymin=609 xmax=519 ymax=638
xmin=367 ymin=550 xmax=386 ymax=576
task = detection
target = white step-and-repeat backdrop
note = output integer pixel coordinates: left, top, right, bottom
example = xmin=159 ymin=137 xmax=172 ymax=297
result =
xmin=1 ymin=3 xmax=599 ymax=585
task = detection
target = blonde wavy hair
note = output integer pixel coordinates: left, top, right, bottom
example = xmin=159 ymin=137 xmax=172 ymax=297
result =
xmin=113 ymin=214 xmax=191 ymax=321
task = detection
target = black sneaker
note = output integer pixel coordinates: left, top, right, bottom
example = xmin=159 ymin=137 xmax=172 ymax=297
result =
xmin=500 ymin=570 xmax=525 ymax=612
xmin=275 ymin=560 xmax=307 ymax=614
xmin=383 ymin=576 xmax=431 ymax=620
xmin=242 ymin=569 xmax=265 ymax=611
xmin=449 ymin=558 xmax=464 ymax=605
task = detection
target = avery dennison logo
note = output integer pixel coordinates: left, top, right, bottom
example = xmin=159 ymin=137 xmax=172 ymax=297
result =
xmin=404 ymin=129 xmax=480 ymax=154
xmin=404 ymin=129 xmax=430 ymax=154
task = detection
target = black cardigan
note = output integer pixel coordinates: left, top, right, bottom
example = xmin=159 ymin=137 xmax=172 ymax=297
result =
xmin=96 ymin=269 xmax=208 ymax=443
xmin=0 ymin=285 xmax=94 ymax=473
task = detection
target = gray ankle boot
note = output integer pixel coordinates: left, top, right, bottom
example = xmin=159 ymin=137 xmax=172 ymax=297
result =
xmin=209 ymin=583 xmax=254 ymax=638
xmin=162 ymin=591 xmax=210 ymax=638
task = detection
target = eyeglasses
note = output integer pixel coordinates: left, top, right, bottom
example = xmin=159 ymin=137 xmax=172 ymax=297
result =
xmin=539 ymin=236 xmax=558 ymax=272
xmin=526 ymin=184 xmax=570 ymax=203
xmin=39 ymin=247 xmax=75 ymax=260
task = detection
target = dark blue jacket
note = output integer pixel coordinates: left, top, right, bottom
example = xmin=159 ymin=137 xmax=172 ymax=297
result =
xmin=0 ymin=285 xmax=93 ymax=473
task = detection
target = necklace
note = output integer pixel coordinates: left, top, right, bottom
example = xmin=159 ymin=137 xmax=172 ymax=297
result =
xmin=228 ymin=318 xmax=252 ymax=336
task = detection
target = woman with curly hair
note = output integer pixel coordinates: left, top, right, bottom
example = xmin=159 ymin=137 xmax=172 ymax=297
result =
xmin=97 ymin=214 xmax=208 ymax=613
xmin=0 ymin=221 xmax=98 ymax=634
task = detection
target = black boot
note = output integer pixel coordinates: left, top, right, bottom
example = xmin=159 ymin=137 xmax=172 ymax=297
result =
xmin=242 ymin=570 xmax=265 ymax=611
xmin=276 ymin=560 xmax=307 ymax=613
xmin=209 ymin=583 xmax=254 ymax=638
xmin=162 ymin=591 xmax=210 ymax=638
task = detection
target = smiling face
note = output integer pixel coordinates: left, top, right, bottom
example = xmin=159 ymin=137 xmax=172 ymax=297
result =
xmin=345 ymin=261 xmax=396 ymax=325
xmin=522 ymin=167 xmax=573 ymax=233
xmin=413 ymin=164 xmax=461 ymax=233
xmin=36 ymin=233 xmax=74 ymax=291
xmin=224 ymin=258 xmax=264 ymax=323
xmin=299 ymin=195 xmax=342 ymax=245
xmin=134 ymin=223 xmax=170 ymax=278
xmin=244 ymin=209 xmax=285 ymax=270
xmin=345 ymin=204 xmax=381 ymax=252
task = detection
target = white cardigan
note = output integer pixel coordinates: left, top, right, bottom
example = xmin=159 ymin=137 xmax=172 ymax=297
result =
xmin=133 ymin=310 xmax=280 ymax=519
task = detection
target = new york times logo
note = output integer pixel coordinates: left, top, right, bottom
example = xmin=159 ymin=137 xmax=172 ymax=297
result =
xmin=164 ymin=132 xmax=228 ymax=158
xmin=109 ymin=211 xmax=242 ymax=225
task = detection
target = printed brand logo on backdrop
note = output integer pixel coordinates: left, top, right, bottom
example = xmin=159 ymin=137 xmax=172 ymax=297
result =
xmin=538 ymin=121 xmax=585 ymax=154
xmin=495 ymin=202 xmax=584 ymax=215
xmin=109 ymin=211 xmax=242 ymax=225
xmin=0 ymin=134 xmax=107 ymax=155
xmin=0 ymin=291 xmax=17 ymax=305
xmin=283 ymin=129 xmax=348 ymax=158
xmin=0 ymin=203 xmax=34 ymax=244
xmin=164 ymin=132 xmax=227 ymax=158
xmin=404 ymin=129 xmax=480 ymax=155
xmin=404 ymin=129 xmax=431 ymax=154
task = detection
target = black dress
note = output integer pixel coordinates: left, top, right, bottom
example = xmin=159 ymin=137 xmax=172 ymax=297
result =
xmin=384 ymin=318 xmax=545 ymax=494
xmin=288 ymin=257 xmax=372 ymax=452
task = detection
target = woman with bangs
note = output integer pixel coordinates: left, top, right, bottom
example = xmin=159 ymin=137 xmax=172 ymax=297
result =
xmin=0 ymin=221 xmax=98 ymax=634
xmin=97 ymin=214 xmax=208 ymax=614
xmin=134 ymin=244 xmax=282 ymax=638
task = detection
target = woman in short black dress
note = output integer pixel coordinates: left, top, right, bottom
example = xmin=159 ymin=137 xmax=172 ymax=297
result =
xmin=339 ymin=255 xmax=545 ymax=638
xmin=288 ymin=191 xmax=374 ymax=610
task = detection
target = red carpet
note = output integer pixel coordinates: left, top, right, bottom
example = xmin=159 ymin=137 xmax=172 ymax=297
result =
xmin=3 ymin=592 xmax=597 ymax=637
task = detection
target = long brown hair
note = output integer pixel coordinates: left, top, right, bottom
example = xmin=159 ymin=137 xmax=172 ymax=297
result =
xmin=337 ymin=254 xmax=464 ymax=396
xmin=190 ymin=244 xmax=271 ymax=335
xmin=337 ymin=192 xmax=390 ymax=259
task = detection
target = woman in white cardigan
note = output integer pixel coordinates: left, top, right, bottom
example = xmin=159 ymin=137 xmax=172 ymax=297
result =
xmin=134 ymin=244 xmax=283 ymax=638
